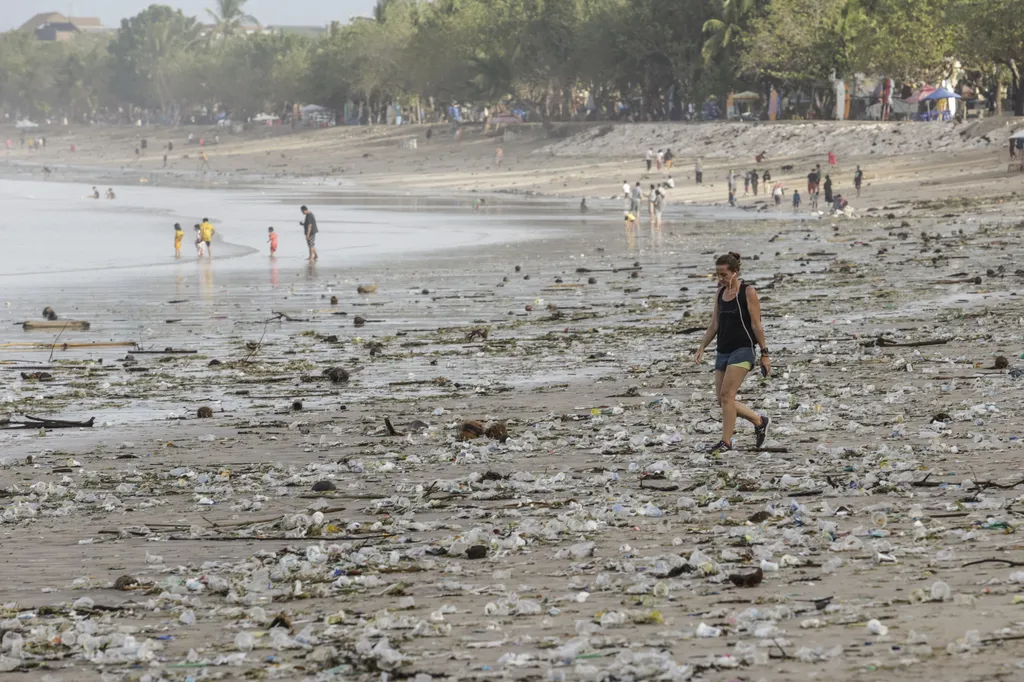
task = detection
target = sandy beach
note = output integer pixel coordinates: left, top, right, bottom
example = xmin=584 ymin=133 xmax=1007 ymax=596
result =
xmin=2 ymin=119 xmax=1024 ymax=681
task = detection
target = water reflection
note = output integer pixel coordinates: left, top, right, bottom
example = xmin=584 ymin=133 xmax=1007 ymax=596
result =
xmin=199 ymin=261 xmax=215 ymax=301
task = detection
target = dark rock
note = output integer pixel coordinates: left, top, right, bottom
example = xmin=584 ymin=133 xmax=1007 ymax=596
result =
xmin=407 ymin=420 xmax=430 ymax=433
xmin=728 ymin=567 xmax=764 ymax=588
xmin=312 ymin=480 xmax=336 ymax=492
xmin=208 ymin=359 xmax=222 ymax=366
xmin=197 ymin=406 xmax=214 ymax=418
xmin=324 ymin=367 xmax=350 ymax=383
xmin=291 ymin=400 xmax=303 ymax=411
xmin=466 ymin=545 xmax=488 ymax=560
xmin=330 ymin=295 xmax=338 ymax=305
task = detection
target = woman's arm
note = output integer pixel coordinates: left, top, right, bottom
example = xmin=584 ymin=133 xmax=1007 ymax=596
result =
xmin=746 ymin=286 xmax=770 ymax=373
xmin=694 ymin=292 xmax=719 ymax=362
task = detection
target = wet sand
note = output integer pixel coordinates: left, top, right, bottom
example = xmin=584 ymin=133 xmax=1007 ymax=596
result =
xmin=2 ymin=125 xmax=1024 ymax=680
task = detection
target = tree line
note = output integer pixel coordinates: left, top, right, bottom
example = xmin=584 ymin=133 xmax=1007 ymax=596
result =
xmin=1 ymin=0 xmax=1023 ymax=125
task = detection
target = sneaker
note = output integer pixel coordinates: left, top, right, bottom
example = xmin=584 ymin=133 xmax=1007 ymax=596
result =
xmin=755 ymin=414 xmax=771 ymax=449
xmin=708 ymin=440 xmax=732 ymax=456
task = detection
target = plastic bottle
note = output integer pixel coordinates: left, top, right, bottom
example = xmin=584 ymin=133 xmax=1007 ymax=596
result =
xmin=930 ymin=581 xmax=951 ymax=601
xmin=235 ymin=631 xmax=255 ymax=652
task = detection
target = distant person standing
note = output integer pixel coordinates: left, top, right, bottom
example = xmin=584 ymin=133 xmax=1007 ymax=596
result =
xmin=495 ymin=146 xmax=503 ymax=168
xmin=751 ymin=170 xmax=759 ymax=196
xmin=695 ymin=157 xmax=703 ymax=184
xmin=807 ymin=167 xmax=819 ymax=195
xmin=199 ymin=151 xmax=211 ymax=171
xmin=656 ymin=149 xmax=665 ymax=171
xmin=726 ymin=170 xmax=735 ymax=196
xmin=630 ymin=182 xmax=642 ymax=216
xmin=622 ymin=180 xmax=631 ymax=200
xmin=823 ymin=175 xmax=834 ymax=204
xmin=645 ymin=148 xmax=653 ymax=172
xmin=194 ymin=224 xmax=204 ymax=257
xmin=853 ymin=165 xmax=863 ymax=197
xmin=268 ymin=227 xmax=278 ymax=256
xmin=652 ymin=187 xmax=665 ymax=229
xmin=664 ymin=148 xmax=674 ymax=169
xmin=199 ymin=218 xmax=215 ymax=258
xmin=792 ymin=189 xmax=801 ymax=212
xmin=300 ymin=205 xmax=319 ymax=262
xmin=828 ymin=150 xmax=837 ymax=169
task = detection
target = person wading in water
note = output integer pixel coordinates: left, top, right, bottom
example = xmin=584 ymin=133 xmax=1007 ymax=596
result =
xmin=693 ymin=252 xmax=772 ymax=455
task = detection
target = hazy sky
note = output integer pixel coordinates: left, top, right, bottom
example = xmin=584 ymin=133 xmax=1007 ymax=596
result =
xmin=5 ymin=0 xmax=378 ymax=30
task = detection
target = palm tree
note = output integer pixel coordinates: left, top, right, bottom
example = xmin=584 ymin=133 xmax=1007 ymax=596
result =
xmin=206 ymin=0 xmax=258 ymax=37
xmin=701 ymin=0 xmax=756 ymax=64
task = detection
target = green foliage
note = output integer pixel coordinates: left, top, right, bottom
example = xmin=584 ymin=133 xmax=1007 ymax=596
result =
xmin=1 ymin=0 xmax=1023 ymax=120
xmin=108 ymin=4 xmax=202 ymax=109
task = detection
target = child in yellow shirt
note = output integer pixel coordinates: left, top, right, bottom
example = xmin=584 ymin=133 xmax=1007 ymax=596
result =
xmin=174 ymin=223 xmax=184 ymax=258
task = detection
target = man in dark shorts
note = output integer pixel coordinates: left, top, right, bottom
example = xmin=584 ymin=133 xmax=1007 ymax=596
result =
xmin=300 ymin=205 xmax=319 ymax=261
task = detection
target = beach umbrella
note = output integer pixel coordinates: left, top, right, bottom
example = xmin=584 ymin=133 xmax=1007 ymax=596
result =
xmin=732 ymin=91 xmax=761 ymax=102
xmin=906 ymin=86 xmax=936 ymax=104
xmin=921 ymin=87 xmax=961 ymax=101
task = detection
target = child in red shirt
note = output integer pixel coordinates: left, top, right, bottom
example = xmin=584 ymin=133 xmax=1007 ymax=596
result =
xmin=268 ymin=227 xmax=278 ymax=255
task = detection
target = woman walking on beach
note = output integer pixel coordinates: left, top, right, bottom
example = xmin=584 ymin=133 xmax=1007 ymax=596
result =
xmin=693 ymin=252 xmax=771 ymax=455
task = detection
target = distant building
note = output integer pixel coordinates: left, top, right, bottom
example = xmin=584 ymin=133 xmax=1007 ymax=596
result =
xmin=19 ymin=12 xmax=108 ymax=41
xmin=265 ymin=25 xmax=329 ymax=38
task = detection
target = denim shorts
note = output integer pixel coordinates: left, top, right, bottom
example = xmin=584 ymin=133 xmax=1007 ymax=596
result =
xmin=715 ymin=347 xmax=755 ymax=372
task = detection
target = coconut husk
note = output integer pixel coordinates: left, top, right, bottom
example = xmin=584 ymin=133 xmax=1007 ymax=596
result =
xmin=485 ymin=421 xmax=509 ymax=443
xmin=458 ymin=420 xmax=486 ymax=441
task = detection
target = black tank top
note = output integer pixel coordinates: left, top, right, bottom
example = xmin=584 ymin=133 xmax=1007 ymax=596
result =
xmin=717 ymin=282 xmax=756 ymax=353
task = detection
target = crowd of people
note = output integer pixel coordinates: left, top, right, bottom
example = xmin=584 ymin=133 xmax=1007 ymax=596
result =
xmin=716 ymin=154 xmax=862 ymax=214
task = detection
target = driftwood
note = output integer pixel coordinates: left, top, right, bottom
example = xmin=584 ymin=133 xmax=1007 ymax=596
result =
xmin=128 ymin=348 xmax=198 ymax=355
xmin=961 ymin=558 xmax=1024 ymax=568
xmin=270 ymin=311 xmax=309 ymax=322
xmin=0 ymin=341 xmax=135 ymax=350
xmin=862 ymin=336 xmax=950 ymax=348
xmin=2 ymin=415 xmax=94 ymax=430
xmin=23 ymin=320 xmax=90 ymax=331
